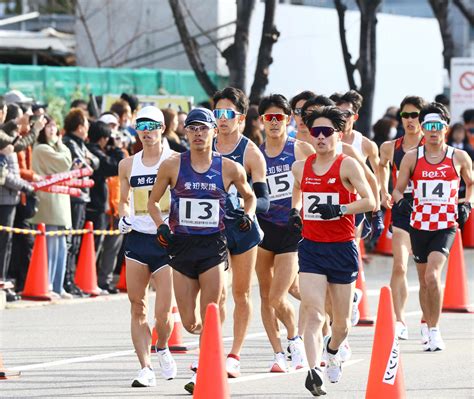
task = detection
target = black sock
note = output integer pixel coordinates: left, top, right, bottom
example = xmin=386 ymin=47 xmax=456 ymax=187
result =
xmin=326 ymin=338 xmax=338 ymax=355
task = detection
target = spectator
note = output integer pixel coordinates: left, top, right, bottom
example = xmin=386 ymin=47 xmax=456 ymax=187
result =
xmin=462 ymin=109 xmax=474 ymax=147
xmin=30 ymin=116 xmax=73 ymax=299
xmin=62 ymin=108 xmax=99 ymax=297
xmin=86 ymin=121 xmax=125 ymax=293
xmin=242 ymin=105 xmax=264 ymax=146
xmin=435 ymin=93 xmax=450 ymax=109
xmin=110 ymin=99 xmax=134 ymax=147
xmin=71 ymin=99 xmax=89 ymax=114
xmin=162 ymin=108 xmax=187 ymax=152
xmin=372 ymin=117 xmax=396 ymax=148
xmin=176 ymin=111 xmax=189 ymax=149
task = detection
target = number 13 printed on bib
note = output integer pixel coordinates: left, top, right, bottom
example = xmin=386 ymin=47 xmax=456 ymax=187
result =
xmin=179 ymin=198 xmax=220 ymax=227
xmin=303 ymin=192 xmax=340 ymax=221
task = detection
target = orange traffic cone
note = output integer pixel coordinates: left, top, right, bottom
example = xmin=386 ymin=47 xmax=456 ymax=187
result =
xmin=461 ymin=213 xmax=474 ymax=248
xmin=151 ymin=326 xmax=159 ymax=353
xmin=374 ymin=209 xmax=392 ymax=255
xmin=74 ymin=221 xmax=100 ymax=296
xmin=442 ymin=229 xmax=474 ymax=313
xmin=0 ymin=352 xmax=20 ymax=379
xmin=193 ymin=303 xmax=230 ymax=399
xmin=22 ymin=223 xmax=51 ymax=301
xmin=366 ymin=286 xmax=406 ymax=399
xmin=356 ymin=246 xmax=374 ymax=326
xmin=116 ymin=261 xmax=127 ymax=292
xmin=169 ymin=306 xmax=190 ymax=353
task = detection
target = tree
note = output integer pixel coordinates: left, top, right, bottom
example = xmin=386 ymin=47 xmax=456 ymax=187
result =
xmin=453 ymin=0 xmax=474 ymax=26
xmin=334 ymin=0 xmax=382 ymax=136
xmin=169 ymin=0 xmax=279 ymax=104
xmin=428 ymin=0 xmax=455 ymax=74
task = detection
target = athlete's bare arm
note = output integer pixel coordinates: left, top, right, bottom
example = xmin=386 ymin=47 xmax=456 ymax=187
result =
xmin=342 ymin=143 xmax=379 ymax=210
xmin=147 ymin=156 xmax=180 ymax=227
xmin=379 ymin=140 xmax=395 ymax=209
xmin=363 ymin=137 xmax=381 ymax=182
xmin=224 ymin=158 xmax=256 ymax=217
xmin=244 ymin=141 xmax=267 ymax=184
xmin=392 ymin=150 xmax=417 ymax=203
xmin=291 ymin=160 xmax=305 ymax=210
xmin=294 ymin=140 xmax=315 ymax=161
xmin=455 ymin=150 xmax=474 ymax=204
xmin=118 ymin=157 xmax=133 ymax=218
xmin=340 ymin=157 xmax=375 ymax=214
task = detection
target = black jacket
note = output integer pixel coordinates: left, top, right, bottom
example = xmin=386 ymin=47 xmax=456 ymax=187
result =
xmin=63 ymin=133 xmax=100 ymax=204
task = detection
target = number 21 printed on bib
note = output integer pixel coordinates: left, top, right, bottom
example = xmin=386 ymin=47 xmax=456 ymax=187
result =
xmin=303 ymin=192 xmax=340 ymax=221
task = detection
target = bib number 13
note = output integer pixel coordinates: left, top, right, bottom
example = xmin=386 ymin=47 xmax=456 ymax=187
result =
xmin=303 ymin=192 xmax=339 ymax=221
xmin=179 ymin=198 xmax=219 ymax=227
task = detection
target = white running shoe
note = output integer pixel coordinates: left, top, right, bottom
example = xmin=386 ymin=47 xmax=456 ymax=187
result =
xmin=157 ymin=348 xmax=177 ymax=380
xmin=420 ymin=322 xmax=429 ymax=345
xmin=396 ymin=321 xmax=409 ymax=340
xmin=226 ymin=356 xmax=241 ymax=378
xmin=184 ymin=372 xmax=197 ymax=394
xmin=338 ymin=339 xmax=352 ymax=363
xmin=131 ymin=366 xmax=156 ymax=387
xmin=428 ymin=328 xmax=446 ymax=352
xmin=351 ymin=288 xmax=363 ymax=326
xmin=289 ymin=337 xmax=307 ymax=369
xmin=305 ymin=367 xmax=327 ymax=396
xmin=269 ymin=352 xmax=288 ymax=372
xmin=189 ymin=359 xmax=199 ymax=372
xmin=323 ymin=337 xmax=342 ymax=383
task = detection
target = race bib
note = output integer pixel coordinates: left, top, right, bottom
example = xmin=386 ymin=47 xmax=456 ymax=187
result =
xmin=267 ymin=171 xmax=294 ymax=201
xmin=396 ymin=171 xmax=413 ymax=194
xmin=133 ymin=187 xmax=170 ymax=215
xmin=179 ymin=198 xmax=220 ymax=227
xmin=303 ymin=192 xmax=340 ymax=221
xmin=416 ymin=180 xmax=451 ymax=204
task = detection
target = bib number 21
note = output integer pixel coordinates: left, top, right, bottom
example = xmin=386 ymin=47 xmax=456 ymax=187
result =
xmin=303 ymin=192 xmax=339 ymax=220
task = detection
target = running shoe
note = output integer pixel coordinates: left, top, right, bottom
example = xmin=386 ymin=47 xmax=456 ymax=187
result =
xmin=157 ymin=348 xmax=177 ymax=380
xmin=351 ymin=288 xmax=363 ymax=326
xmin=305 ymin=367 xmax=327 ymax=396
xmin=289 ymin=336 xmax=307 ymax=369
xmin=338 ymin=339 xmax=352 ymax=362
xmin=420 ymin=322 xmax=429 ymax=345
xmin=269 ymin=352 xmax=288 ymax=372
xmin=184 ymin=372 xmax=197 ymax=394
xmin=428 ymin=328 xmax=445 ymax=352
xmin=226 ymin=355 xmax=241 ymax=378
xmin=395 ymin=321 xmax=409 ymax=340
xmin=323 ymin=337 xmax=342 ymax=383
xmin=131 ymin=366 xmax=156 ymax=387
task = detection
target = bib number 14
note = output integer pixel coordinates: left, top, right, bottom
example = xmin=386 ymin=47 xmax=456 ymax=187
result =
xmin=416 ymin=180 xmax=450 ymax=204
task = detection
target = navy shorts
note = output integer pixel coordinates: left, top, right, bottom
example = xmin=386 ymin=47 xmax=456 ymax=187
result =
xmin=224 ymin=215 xmax=263 ymax=255
xmin=258 ymin=218 xmax=301 ymax=254
xmin=409 ymin=226 xmax=456 ymax=264
xmin=355 ymin=213 xmax=365 ymax=227
xmin=391 ymin=199 xmax=411 ymax=232
xmin=124 ymin=230 xmax=169 ymax=273
xmin=298 ymin=239 xmax=359 ymax=284
xmin=169 ymin=232 xmax=228 ymax=279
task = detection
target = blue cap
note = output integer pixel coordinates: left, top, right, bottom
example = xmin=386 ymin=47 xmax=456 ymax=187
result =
xmin=184 ymin=108 xmax=217 ymax=128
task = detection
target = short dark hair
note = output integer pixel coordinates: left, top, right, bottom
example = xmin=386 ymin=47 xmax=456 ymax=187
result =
xmin=88 ymin=121 xmax=112 ymax=143
xmin=70 ymin=99 xmax=87 ymax=109
xmin=120 ymin=93 xmax=139 ymax=112
xmin=5 ymin=103 xmax=22 ymax=122
xmin=399 ymin=95 xmax=426 ymax=112
xmin=301 ymin=95 xmax=335 ymax=116
xmin=334 ymin=90 xmax=363 ymax=113
xmin=434 ymin=93 xmax=449 ymax=106
xmin=462 ymin=109 xmax=474 ymax=124
xmin=258 ymin=94 xmax=291 ymax=116
xmin=290 ymin=90 xmax=316 ymax=111
xmin=304 ymin=106 xmax=347 ymax=132
xmin=64 ymin=108 xmax=87 ymax=134
xmin=110 ymin=99 xmax=131 ymax=118
xmin=212 ymin=87 xmax=249 ymax=114
xmin=419 ymin=102 xmax=451 ymax=125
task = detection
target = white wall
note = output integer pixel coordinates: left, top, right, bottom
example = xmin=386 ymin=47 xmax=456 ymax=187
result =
xmin=246 ymin=3 xmax=444 ymax=122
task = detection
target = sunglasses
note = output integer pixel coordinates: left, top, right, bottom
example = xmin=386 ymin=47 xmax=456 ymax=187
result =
xmin=293 ymin=108 xmax=303 ymax=116
xmin=310 ymin=126 xmax=337 ymax=138
xmin=135 ymin=120 xmax=163 ymax=131
xmin=400 ymin=111 xmax=420 ymax=119
xmin=213 ymin=109 xmax=241 ymax=120
xmin=185 ymin=125 xmax=210 ymax=133
xmin=422 ymin=121 xmax=446 ymax=131
xmin=262 ymin=113 xmax=287 ymax=122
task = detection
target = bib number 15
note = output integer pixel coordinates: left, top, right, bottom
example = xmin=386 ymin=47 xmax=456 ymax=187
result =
xmin=179 ymin=198 xmax=219 ymax=227
xmin=303 ymin=192 xmax=340 ymax=221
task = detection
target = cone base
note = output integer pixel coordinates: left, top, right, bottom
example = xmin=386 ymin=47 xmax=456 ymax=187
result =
xmin=0 ymin=370 xmax=21 ymax=379
xmin=21 ymin=294 xmax=52 ymax=301
xmin=442 ymin=307 xmax=474 ymax=313
xmin=356 ymin=318 xmax=375 ymax=326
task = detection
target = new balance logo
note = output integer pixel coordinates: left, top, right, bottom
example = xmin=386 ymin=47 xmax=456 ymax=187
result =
xmin=351 ymin=271 xmax=358 ymax=277
xmin=230 ymin=155 xmax=241 ymax=160
xmin=328 ymin=178 xmax=336 ymax=184
xmin=206 ymin=174 xmax=216 ymax=180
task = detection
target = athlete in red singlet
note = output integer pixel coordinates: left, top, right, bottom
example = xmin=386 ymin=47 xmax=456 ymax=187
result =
xmin=393 ymin=102 xmax=473 ymax=352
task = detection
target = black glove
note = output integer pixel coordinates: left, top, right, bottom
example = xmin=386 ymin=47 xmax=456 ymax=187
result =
xmin=457 ymin=203 xmax=472 ymax=230
xmin=314 ymin=204 xmax=342 ymax=220
xmin=394 ymin=198 xmax=413 ymax=217
xmin=371 ymin=210 xmax=385 ymax=240
xmin=156 ymin=224 xmax=174 ymax=248
xmin=237 ymin=214 xmax=252 ymax=232
xmin=288 ymin=208 xmax=303 ymax=233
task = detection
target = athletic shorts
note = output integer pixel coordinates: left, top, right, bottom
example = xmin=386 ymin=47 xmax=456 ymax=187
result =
xmin=355 ymin=213 xmax=365 ymax=228
xmin=169 ymin=232 xmax=228 ymax=279
xmin=298 ymin=239 xmax=359 ymax=284
xmin=258 ymin=218 xmax=301 ymax=254
xmin=391 ymin=200 xmax=411 ymax=232
xmin=409 ymin=226 xmax=456 ymax=264
xmin=224 ymin=215 xmax=263 ymax=255
xmin=124 ymin=230 xmax=169 ymax=273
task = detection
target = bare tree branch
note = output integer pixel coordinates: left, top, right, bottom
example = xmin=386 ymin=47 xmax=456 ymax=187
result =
xmin=334 ymin=0 xmax=357 ymax=90
xmin=168 ymin=0 xmax=217 ymax=97
xmin=76 ymin=0 xmax=101 ymax=67
xmin=453 ymin=0 xmax=474 ymax=26
xmin=428 ymin=0 xmax=455 ymax=73
xmin=249 ymin=0 xmax=280 ymax=105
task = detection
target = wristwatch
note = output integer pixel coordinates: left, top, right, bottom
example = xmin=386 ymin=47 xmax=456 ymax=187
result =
xmin=340 ymin=205 xmax=348 ymax=215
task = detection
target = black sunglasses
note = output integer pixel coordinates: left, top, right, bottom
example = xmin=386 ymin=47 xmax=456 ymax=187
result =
xmin=400 ymin=111 xmax=420 ymax=119
xmin=310 ymin=126 xmax=337 ymax=138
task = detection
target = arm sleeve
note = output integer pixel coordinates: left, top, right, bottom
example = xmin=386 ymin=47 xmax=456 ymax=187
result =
xmin=253 ymin=181 xmax=270 ymax=214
